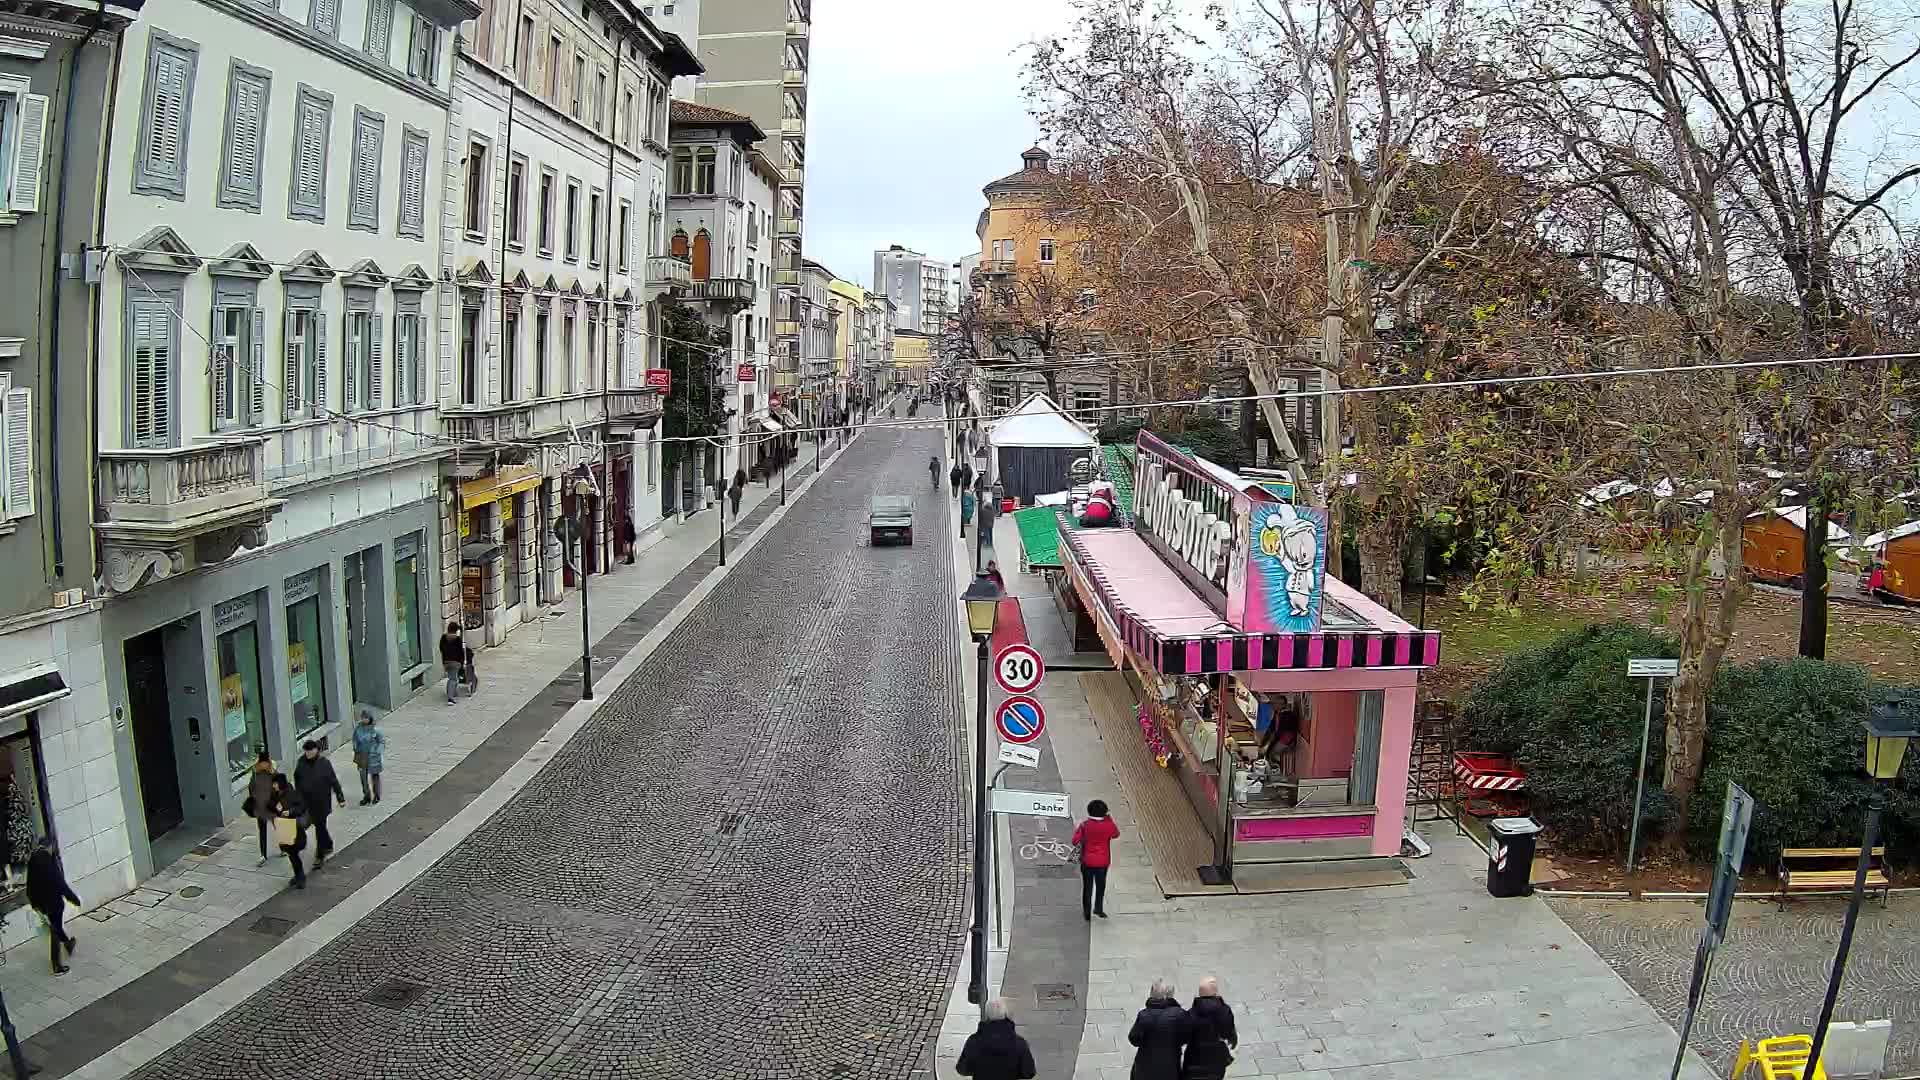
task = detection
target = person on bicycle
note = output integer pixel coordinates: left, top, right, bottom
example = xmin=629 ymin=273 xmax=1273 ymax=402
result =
xmin=928 ymin=455 xmax=940 ymax=490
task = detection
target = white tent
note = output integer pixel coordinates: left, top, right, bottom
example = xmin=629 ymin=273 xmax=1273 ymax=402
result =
xmin=988 ymin=393 xmax=1099 ymax=448
xmin=986 ymin=394 xmax=1099 ymax=503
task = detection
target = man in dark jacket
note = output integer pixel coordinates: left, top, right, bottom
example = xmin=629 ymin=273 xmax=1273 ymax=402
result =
xmin=27 ymin=838 xmax=80 ymax=974
xmin=1128 ymin=980 xmax=1187 ymax=1080
xmin=956 ymin=998 xmax=1037 ymax=1080
xmin=293 ymin=741 xmax=347 ymax=869
xmin=950 ymin=462 xmax=964 ymax=497
xmin=1180 ymin=977 xmax=1238 ymax=1080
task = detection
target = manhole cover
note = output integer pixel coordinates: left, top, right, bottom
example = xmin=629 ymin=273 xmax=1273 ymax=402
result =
xmin=1035 ymin=983 xmax=1076 ymax=1003
xmin=718 ymin=812 xmax=745 ymax=837
xmin=361 ymin=979 xmax=430 ymax=1010
xmin=249 ymin=916 xmax=297 ymax=938
xmin=178 ymin=886 xmax=205 ymax=899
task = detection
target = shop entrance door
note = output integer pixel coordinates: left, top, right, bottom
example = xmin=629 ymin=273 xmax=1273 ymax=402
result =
xmin=124 ymin=629 xmax=183 ymax=842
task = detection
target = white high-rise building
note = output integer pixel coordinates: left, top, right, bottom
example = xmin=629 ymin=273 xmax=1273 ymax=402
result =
xmin=873 ymin=245 xmax=950 ymax=336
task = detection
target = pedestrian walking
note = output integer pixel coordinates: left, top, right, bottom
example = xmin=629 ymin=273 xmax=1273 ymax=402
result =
xmin=293 ymin=740 xmax=347 ymax=869
xmin=950 ymin=463 xmax=964 ymax=497
xmin=621 ymin=514 xmax=637 ymax=565
xmin=732 ymin=467 xmax=747 ymax=517
xmin=956 ymin=997 xmax=1037 ymax=1080
xmin=986 ymin=559 xmax=1006 ymax=591
xmin=440 ymin=621 xmax=465 ymax=704
xmin=1072 ymin=799 xmax=1120 ymax=920
xmin=1181 ymin=977 xmax=1238 ymax=1080
xmin=352 ymin=710 xmax=386 ymax=805
xmin=269 ymin=773 xmax=309 ymax=890
xmin=245 ymin=750 xmax=277 ymax=862
xmin=26 ymin=837 xmax=79 ymax=975
xmin=1129 ymin=980 xmax=1188 ymax=1080
xmin=977 ymin=489 xmax=999 ymax=551
xmin=960 ymin=460 xmax=975 ymax=493
xmin=930 ymin=455 xmax=942 ymax=490
xmin=961 ymin=489 xmax=976 ymax=537
xmin=463 ymin=640 xmax=481 ymax=694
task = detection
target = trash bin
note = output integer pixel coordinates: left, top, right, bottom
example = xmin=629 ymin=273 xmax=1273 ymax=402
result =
xmin=1486 ymin=817 xmax=1543 ymax=897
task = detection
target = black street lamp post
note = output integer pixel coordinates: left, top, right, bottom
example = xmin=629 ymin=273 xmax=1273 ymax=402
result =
xmin=961 ymin=572 xmax=1003 ymax=1010
xmin=715 ymin=475 xmax=728 ymax=566
xmin=1802 ymin=700 xmax=1916 ymax=1074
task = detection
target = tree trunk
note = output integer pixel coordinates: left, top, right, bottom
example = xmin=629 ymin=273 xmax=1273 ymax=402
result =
xmin=1357 ymin=520 xmax=1403 ymax=615
xmin=1043 ymin=368 xmax=1060 ymax=403
xmin=1660 ymin=516 xmax=1744 ymax=845
xmin=1799 ymin=487 xmax=1829 ymax=658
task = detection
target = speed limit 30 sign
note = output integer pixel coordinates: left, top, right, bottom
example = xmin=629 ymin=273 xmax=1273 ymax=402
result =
xmin=993 ymin=643 xmax=1045 ymax=695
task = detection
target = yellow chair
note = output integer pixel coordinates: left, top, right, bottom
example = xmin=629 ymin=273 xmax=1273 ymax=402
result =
xmin=1729 ymin=1035 xmax=1827 ymax=1080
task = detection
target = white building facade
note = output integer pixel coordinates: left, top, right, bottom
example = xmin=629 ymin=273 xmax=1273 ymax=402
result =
xmin=439 ymin=0 xmax=696 ymax=646
xmin=93 ymin=0 xmax=475 ymax=876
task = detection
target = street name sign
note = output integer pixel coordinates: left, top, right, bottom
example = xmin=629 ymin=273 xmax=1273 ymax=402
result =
xmin=998 ymin=743 xmax=1041 ymax=768
xmin=995 ymin=695 xmax=1045 ymax=744
xmin=994 ymin=643 xmax=1044 ymax=694
xmin=1628 ymin=658 xmax=1680 ymax=677
xmin=991 ymin=789 xmax=1071 ymax=818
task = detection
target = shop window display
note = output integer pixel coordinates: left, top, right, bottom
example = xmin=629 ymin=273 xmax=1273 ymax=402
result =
xmin=394 ymin=535 xmax=424 ymax=670
xmin=0 ymin=738 xmax=47 ymax=895
xmin=286 ymin=593 xmax=329 ymax=739
xmin=219 ymin=623 xmax=267 ymax=777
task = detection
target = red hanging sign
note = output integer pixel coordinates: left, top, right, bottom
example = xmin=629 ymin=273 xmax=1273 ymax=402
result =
xmin=644 ymin=369 xmax=671 ymax=391
xmin=737 ymin=363 xmax=756 ymax=383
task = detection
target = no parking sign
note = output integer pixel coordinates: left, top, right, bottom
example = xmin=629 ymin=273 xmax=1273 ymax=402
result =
xmin=995 ymin=695 xmax=1045 ymax=744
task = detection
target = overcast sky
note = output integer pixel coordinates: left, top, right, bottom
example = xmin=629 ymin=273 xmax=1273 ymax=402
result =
xmin=801 ymin=0 xmax=1075 ymax=288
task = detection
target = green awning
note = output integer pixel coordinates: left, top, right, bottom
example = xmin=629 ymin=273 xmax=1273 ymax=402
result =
xmin=1013 ymin=506 xmax=1068 ymax=571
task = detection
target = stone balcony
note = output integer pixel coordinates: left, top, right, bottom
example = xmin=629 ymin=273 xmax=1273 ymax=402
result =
xmin=694 ymin=277 xmax=756 ymax=308
xmin=96 ymin=438 xmax=286 ymax=594
xmin=644 ymin=255 xmax=693 ymax=301
xmin=603 ymin=388 xmax=664 ymax=428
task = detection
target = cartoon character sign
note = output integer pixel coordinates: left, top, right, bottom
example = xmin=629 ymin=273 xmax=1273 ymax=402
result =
xmin=1244 ymin=504 xmax=1328 ymax=632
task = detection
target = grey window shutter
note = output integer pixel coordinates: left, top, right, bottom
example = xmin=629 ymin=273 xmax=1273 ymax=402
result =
xmin=131 ymin=301 xmax=173 ymax=447
xmin=365 ymin=0 xmax=393 ymax=57
xmin=3 ymin=385 xmax=30 ymax=519
xmin=9 ymin=94 xmax=48 ymax=212
xmin=343 ymin=315 xmax=359 ymax=410
xmin=283 ymin=310 xmax=301 ymax=417
xmin=313 ymin=312 xmax=328 ymax=413
xmin=350 ymin=111 xmax=383 ymax=230
xmin=291 ymin=90 xmax=330 ymax=220
xmin=211 ymin=306 xmax=231 ymax=423
xmin=250 ymin=308 xmax=267 ymax=423
xmin=369 ymin=310 xmax=385 ymax=410
xmin=400 ymin=130 xmax=427 ymax=238
xmin=221 ymin=70 xmax=267 ymax=210
xmin=312 ymin=0 xmax=339 ymax=38
xmin=149 ymin=52 xmax=189 ymax=180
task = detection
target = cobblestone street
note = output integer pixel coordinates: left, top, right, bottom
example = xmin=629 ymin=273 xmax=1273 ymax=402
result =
xmin=1550 ymin=894 xmax=1920 ymax=1075
xmin=124 ymin=422 xmax=969 ymax=1080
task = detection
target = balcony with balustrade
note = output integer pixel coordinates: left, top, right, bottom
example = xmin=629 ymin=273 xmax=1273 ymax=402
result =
xmin=645 ymin=255 xmax=693 ymax=301
xmin=96 ymin=438 xmax=286 ymax=594
xmin=694 ymin=277 xmax=756 ymax=309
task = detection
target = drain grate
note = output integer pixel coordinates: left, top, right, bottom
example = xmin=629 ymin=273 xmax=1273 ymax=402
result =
xmin=361 ymin=979 xmax=430 ymax=1010
xmin=1035 ymin=983 xmax=1077 ymax=1003
xmin=248 ymin=916 xmax=297 ymax=938
xmin=717 ymin=812 xmax=745 ymax=837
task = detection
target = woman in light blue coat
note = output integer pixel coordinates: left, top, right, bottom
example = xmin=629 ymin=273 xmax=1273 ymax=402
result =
xmin=351 ymin=710 xmax=385 ymax=805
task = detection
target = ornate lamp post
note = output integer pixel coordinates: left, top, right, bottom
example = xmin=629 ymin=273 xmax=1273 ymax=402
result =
xmin=961 ymin=572 xmax=1003 ymax=1010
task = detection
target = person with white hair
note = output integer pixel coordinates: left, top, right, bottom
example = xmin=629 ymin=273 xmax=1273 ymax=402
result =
xmin=1128 ymin=978 xmax=1187 ymax=1080
xmin=956 ymin=997 xmax=1037 ymax=1080
xmin=1180 ymin=976 xmax=1238 ymax=1079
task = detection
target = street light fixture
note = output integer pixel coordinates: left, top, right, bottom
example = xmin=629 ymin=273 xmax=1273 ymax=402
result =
xmin=960 ymin=571 xmax=1002 ymax=1011
xmin=1802 ymin=699 xmax=1918 ymax=1074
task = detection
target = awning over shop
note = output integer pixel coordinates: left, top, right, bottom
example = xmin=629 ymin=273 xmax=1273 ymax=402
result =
xmin=1060 ymin=527 xmax=1440 ymax=676
xmin=1013 ymin=505 xmax=1067 ymax=571
xmin=459 ymin=466 xmax=543 ymax=510
xmin=0 ymin=662 xmax=70 ymax=723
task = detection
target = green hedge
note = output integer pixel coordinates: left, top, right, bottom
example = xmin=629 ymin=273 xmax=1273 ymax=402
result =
xmin=1459 ymin=623 xmax=1678 ymax=854
xmin=1457 ymin=623 xmax=1920 ymax=863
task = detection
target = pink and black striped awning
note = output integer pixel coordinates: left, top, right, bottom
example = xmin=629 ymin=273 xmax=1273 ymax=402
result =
xmin=1060 ymin=525 xmax=1440 ymax=676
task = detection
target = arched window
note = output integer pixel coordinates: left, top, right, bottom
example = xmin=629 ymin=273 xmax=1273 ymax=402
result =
xmin=670 ymin=230 xmax=689 ymax=260
xmin=691 ymin=229 xmax=711 ymax=280
xmin=671 ymin=148 xmax=693 ymax=194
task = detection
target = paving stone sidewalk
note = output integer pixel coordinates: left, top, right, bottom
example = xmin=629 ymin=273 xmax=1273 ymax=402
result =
xmin=936 ymin=531 xmax=1719 ymax=1080
xmin=0 ymin=443 xmax=842 ymax=1074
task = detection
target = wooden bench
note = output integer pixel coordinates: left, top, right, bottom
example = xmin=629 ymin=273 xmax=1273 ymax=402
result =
xmin=1777 ymin=846 xmax=1891 ymax=909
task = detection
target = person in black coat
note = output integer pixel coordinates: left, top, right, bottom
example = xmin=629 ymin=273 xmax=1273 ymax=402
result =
xmin=293 ymin=740 xmax=347 ymax=869
xmin=1129 ymin=980 xmax=1188 ymax=1080
xmin=269 ymin=774 xmax=310 ymax=890
xmin=27 ymin=838 xmax=80 ymax=975
xmin=1181 ymin=977 xmax=1238 ymax=1080
xmin=956 ymin=998 xmax=1037 ymax=1080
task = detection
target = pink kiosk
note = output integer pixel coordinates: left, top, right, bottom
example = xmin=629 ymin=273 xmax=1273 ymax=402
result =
xmin=1059 ymin=432 xmax=1440 ymax=881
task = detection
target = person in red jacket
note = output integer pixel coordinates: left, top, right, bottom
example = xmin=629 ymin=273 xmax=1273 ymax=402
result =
xmin=1072 ymin=799 xmax=1121 ymax=920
